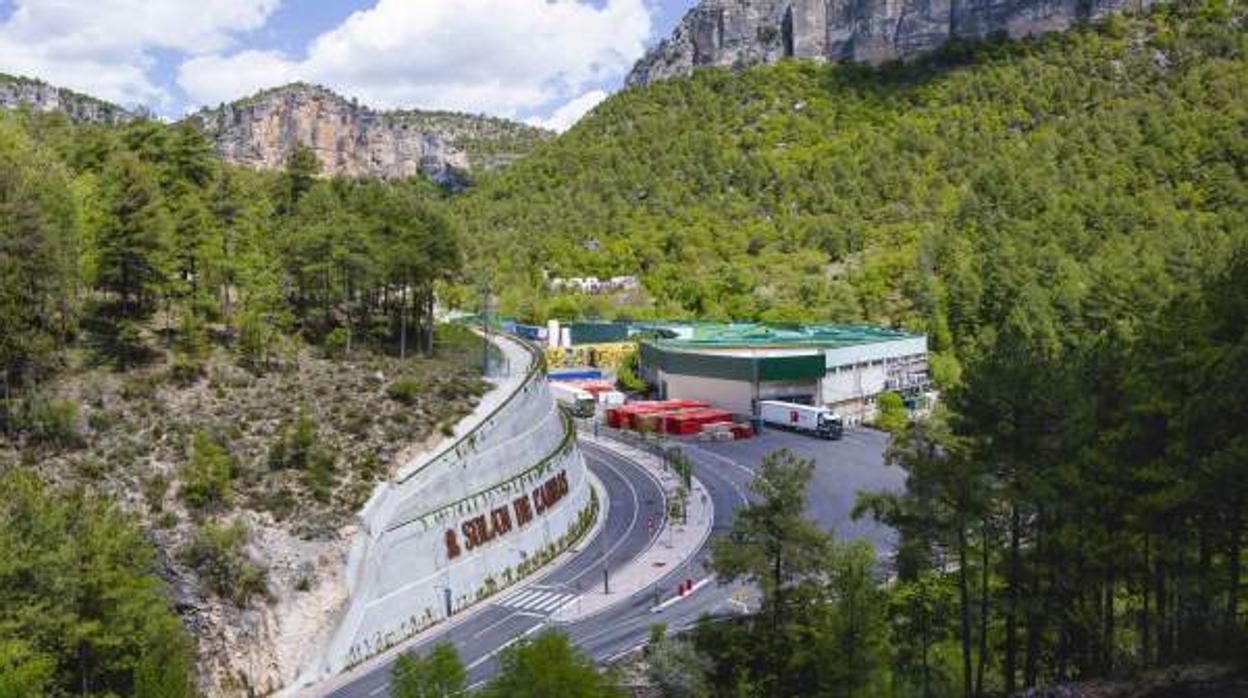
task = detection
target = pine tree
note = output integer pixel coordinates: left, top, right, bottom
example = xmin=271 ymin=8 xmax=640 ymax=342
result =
xmin=94 ymin=151 xmax=169 ymax=318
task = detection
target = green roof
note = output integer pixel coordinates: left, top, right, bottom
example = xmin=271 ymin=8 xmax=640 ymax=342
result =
xmin=653 ymin=323 xmax=920 ymax=349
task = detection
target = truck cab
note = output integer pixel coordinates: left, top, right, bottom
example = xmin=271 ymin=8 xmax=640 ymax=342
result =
xmin=817 ymin=412 xmax=845 ymax=440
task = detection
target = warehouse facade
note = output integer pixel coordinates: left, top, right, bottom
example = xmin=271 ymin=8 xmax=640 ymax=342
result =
xmin=638 ymin=324 xmax=931 ymax=426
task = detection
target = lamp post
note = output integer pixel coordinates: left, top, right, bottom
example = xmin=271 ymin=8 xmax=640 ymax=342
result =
xmin=479 ymin=281 xmax=492 ymax=377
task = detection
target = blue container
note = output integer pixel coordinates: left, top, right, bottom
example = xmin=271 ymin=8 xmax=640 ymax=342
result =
xmin=548 ymin=368 xmax=603 ymax=381
xmin=514 ymin=324 xmax=546 ymax=340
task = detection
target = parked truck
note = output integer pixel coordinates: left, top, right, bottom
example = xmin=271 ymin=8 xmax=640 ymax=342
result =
xmin=550 ymin=381 xmax=597 ymax=418
xmin=758 ymin=401 xmax=844 ymax=440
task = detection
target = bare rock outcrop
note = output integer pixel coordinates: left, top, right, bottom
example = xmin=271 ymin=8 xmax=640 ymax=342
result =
xmin=627 ymin=0 xmax=1156 ymax=85
xmin=0 ymin=73 xmax=131 ymax=124
xmin=190 ymin=83 xmax=551 ymax=183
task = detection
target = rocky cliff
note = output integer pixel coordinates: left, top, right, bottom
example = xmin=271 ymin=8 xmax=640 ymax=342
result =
xmin=0 ymin=73 xmax=131 ymax=124
xmin=627 ymin=0 xmax=1154 ymax=85
xmin=190 ymin=84 xmax=551 ymax=183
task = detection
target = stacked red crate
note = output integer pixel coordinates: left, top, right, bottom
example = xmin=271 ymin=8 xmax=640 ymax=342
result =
xmin=605 ymin=400 xmax=712 ymax=431
xmin=664 ymin=409 xmax=732 ymax=435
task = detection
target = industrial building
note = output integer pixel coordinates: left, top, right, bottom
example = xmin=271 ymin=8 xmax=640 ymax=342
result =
xmin=638 ymin=324 xmax=930 ymax=426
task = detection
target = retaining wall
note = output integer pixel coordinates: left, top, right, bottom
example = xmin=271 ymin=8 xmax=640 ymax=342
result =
xmin=312 ymin=334 xmax=594 ymax=678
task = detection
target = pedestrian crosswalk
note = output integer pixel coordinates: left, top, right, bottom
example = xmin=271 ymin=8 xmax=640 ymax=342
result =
xmin=497 ymin=587 xmax=578 ymax=613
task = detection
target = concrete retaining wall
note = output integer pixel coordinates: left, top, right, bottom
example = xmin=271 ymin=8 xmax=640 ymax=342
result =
xmin=311 ymin=334 xmax=594 ymax=678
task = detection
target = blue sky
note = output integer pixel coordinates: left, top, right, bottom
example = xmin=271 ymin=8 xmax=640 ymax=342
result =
xmin=0 ymin=0 xmax=693 ymax=130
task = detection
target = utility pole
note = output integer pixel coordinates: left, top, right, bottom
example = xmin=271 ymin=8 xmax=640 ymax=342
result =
xmin=603 ymin=567 xmax=610 ymax=594
xmin=480 ymin=281 xmax=491 ymax=377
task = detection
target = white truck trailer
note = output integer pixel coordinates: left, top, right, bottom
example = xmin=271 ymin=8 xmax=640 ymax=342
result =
xmin=550 ymin=381 xmax=597 ymax=418
xmin=758 ymin=400 xmax=844 ymax=440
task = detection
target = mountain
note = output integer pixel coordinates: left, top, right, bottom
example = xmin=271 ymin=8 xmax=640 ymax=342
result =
xmin=627 ymin=0 xmax=1156 ymax=85
xmin=188 ymin=83 xmax=552 ymax=182
xmin=0 ymin=73 xmax=131 ymax=124
xmin=460 ymin=4 xmax=1243 ymax=336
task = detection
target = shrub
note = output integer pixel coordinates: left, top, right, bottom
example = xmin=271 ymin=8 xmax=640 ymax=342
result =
xmin=616 ymin=349 xmax=647 ymax=394
xmin=143 ymin=473 xmax=170 ymax=512
xmin=873 ymin=391 xmax=909 ymax=434
xmin=179 ymin=431 xmax=235 ymax=512
xmin=173 ymin=312 xmax=208 ymax=358
xmin=120 ymin=372 xmax=163 ymax=401
xmin=168 ymin=351 xmax=204 ymax=386
xmin=180 ymin=520 xmax=268 ymax=606
xmin=268 ymin=408 xmax=318 ymax=470
xmin=386 ymin=376 xmax=426 ymax=405
xmin=236 ymin=311 xmax=269 ymax=373
xmin=323 ymin=327 xmax=349 ymax=359
xmin=269 ymin=408 xmax=337 ymax=500
xmin=22 ymin=395 xmax=81 ymax=449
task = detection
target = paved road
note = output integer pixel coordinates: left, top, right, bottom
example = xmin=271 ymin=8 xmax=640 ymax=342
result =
xmin=587 ymin=426 xmax=906 ymax=652
xmin=688 ymin=426 xmax=904 ymax=554
xmin=327 ymin=444 xmax=668 ymax=697
xmin=327 ymin=427 xmax=901 ymax=696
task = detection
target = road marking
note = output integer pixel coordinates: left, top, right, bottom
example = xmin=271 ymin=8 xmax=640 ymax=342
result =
xmin=505 ymin=589 xmax=544 ymax=607
xmin=498 ymin=589 xmax=579 ymax=613
xmin=558 ymin=446 xmax=647 ymax=587
xmin=465 ymin=620 xmax=549 ymax=672
xmin=648 ymin=576 xmax=712 ymax=613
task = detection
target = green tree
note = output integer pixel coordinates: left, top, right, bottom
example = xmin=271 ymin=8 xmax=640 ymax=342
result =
xmin=483 ymin=630 xmax=624 ymax=698
xmin=874 ymin=391 xmax=909 ymax=435
xmin=94 ymin=150 xmax=169 ymax=317
xmin=165 ymin=120 xmax=215 ymax=187
xmin=168 ymin=182 xmax=214 ymax=308
xmin=285 ymin=142 xmax=321 ymax=207
xmin=180 ymin=520 xmax=268 ymax=606
xmin=180 ymin=430 xmax=235 ymax=511
xmin=0 ymin=469 xmax=192 ymax=696
xmin=390 ymin=643 xmax=465 ymax=698
xmin=711 ymin=449 xmax=833 ymax=633
xmin=0 ymin=119 xmax=76 ymax=420
xmin=645 ymin=630 xmax=711 ymax=698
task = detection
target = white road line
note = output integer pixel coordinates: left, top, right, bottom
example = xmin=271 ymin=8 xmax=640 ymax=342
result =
xmin=533 ymin=593 xmax=573 ymax=612
xmin=523 ymin=592 xmax=557 ymax=609
xmin=558 ymin=448 xmax=644 ymax=587
xmin=506 ymin=590 xmax=543 ymax=607
xmin=470 ymin=610 xmax=524 ymax=641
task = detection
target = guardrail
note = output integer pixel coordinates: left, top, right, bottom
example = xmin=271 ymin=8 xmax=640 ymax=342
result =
xmin=384 ymin=409 xmax=577 ymax=533
xmin=395 ymin=333 xmax=545 ymax=486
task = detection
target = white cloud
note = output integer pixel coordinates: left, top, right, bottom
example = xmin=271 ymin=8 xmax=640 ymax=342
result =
xmin=526 ymin=90 xmax=608 ymax=132
xmin=0 ymin=0 xmax=279 ymax=108
xmin=178 ymin=0 xmax=651 ymax=120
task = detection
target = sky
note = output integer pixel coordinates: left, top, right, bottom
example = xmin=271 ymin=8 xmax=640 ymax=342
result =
xmin=0 ymin=0 xmax=693 ymax=131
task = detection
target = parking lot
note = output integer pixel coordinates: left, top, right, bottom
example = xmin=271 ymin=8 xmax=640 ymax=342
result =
xmin=683 ymin=425 xmax=904 ymax=555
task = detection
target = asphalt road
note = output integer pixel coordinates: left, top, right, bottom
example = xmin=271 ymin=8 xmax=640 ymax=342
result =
xmin=326 ymin=426 xmax=901 ymax=696
xmin=687 ymin=426 xmax=905 ymax=554
xmin=327 ymin=444 xmax=668 ymax=697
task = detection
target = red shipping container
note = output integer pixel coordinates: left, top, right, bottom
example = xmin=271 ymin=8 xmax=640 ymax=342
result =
xmin=605 ymin=407 xmax=625 ymax=429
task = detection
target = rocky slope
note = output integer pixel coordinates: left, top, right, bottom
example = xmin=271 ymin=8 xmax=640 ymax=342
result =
xmin=0 ymin=73 xmax=131 ymax=124
xmin=190 ymin=83 xmax=552 ymax=182
xmin=627 ymin=0 xmax=1156 ymax=85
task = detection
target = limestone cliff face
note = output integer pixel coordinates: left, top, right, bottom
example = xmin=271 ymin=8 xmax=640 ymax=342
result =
xmin=191 ymin=84 xmax=550 ymax=183
xmin=0 ymin=74 xmax=130 ymax=124
xmin=627 ymin=0 xmax=1154 ymax=85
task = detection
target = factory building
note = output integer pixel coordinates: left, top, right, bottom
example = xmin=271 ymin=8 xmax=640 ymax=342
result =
xmin=638 ymin=324 xmax=931 ymax=425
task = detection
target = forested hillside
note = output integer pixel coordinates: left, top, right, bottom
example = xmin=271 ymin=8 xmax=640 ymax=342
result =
xmin=0 ymin=108 xmax=482 ymax=693
xmin=460 ymin=2 xmax=1244 ymax=352
xmin=455 ymin=3 xmax=1247 ymax=694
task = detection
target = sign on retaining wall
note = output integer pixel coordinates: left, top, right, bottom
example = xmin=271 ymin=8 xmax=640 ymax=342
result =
xmin=446 ymin=470 xmax=569 ymax=557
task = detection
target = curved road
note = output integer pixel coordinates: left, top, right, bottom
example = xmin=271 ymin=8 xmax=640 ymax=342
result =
xmin=327 ymin=444 xmax=668 ymax=697
xmin=326 ymin=427 xmax=900 ymax=696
